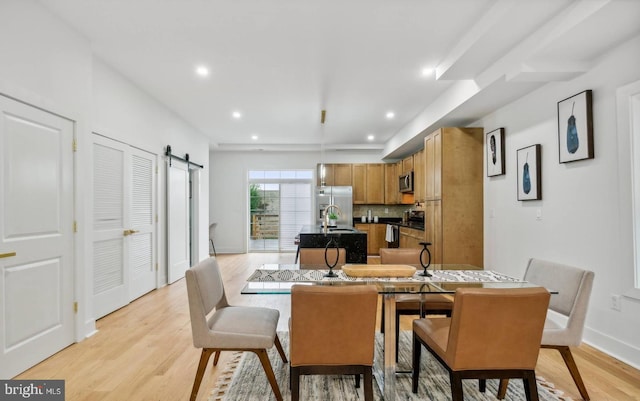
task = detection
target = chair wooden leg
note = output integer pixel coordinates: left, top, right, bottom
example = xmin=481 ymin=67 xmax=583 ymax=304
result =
xmin=354 ymin=374 xmax=360 ymax=388
xmin=255 ymin=349 xmax=283 ymax=401
xmin=212 ymin=351 xmax=221 ymax=366
xmin=552 ymin=345 xmax=590 ymax=401
xmin=364 ymin=367 xmax=373 ymax=401
xmin=449 ymin=371 xmax=464 ymax=401
xmin=479 ymin=378 xmax=486 ymax=393
xmin=291 ymin=366 xmax=300 ymax=401
xmin=190 ymin=348 xmax=214 ymax=401
xmin=497 ymin=378 xmax=509 ymax=399
xmin=395 ymin=311 xmax=401 ymax=362
xmin=412 ymin=333 xmax=422 ymax=393
xmin=380 ymin=300 xmax=385 ymax=333
xmin=274 ymin=334 xmax=288 ymax=363
xmin=523 ymin=370 xmax=540 ymax=401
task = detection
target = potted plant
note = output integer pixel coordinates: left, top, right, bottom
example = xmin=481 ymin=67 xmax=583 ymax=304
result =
xmin=328 ymin=212 xmax=338 ymax=226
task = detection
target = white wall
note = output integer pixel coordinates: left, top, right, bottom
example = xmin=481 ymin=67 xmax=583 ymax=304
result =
xmin=0 ymin=0 xmax=210 ymax=340
xmin=478 ymin=34 xmax=640 ymax=368
xmin=209 ymin=150 xmax=385 ymax=253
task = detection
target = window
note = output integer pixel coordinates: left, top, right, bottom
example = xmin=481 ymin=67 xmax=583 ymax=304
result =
xmin=248 ymin=170 xmax=313 ymax=252
xmin=620 ymin=79 xmax=640 ymax=299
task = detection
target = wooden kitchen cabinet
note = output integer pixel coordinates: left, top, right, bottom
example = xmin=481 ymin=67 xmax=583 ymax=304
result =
xmin=352 ymin=163 xmax=385 ymax=204
xmin=317 ymin=163 xmax=352 ymax=186
xmin=398 ymin=226 xmax=424 ymax=249
xmin=384 ymin=163 xmax=399 ymax=204
xmin=333 ymin=164 xmax=352 ymax=186
xmin=356 ymin=223 xmax=387 ymax=255
xmin=413 ymin=147 xmax=425 ymax=202
xmin=402 ymin=155 xmax=413 ymax=174
xmin=423 ymin=127 xmax=483 ymax=267
xmin=366 ymin=164 xmax=385 ymax=204
xmin=352 ymin=164 xmax=366 ymax=204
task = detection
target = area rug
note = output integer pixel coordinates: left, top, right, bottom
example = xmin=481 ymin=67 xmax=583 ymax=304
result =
xmin=208 ymin=332 xmax=573 ymax=401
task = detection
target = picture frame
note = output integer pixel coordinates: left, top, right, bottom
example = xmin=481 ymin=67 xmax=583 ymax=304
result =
xmin=486 ymin=128 xmax=505 ymax=177
xmin=517 ymin=144 xmax=541 ymax=201
xmin=557 ymin=89 xmax=593 ymax=163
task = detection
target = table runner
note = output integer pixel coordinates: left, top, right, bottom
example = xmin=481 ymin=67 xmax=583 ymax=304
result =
xmin=246 ymin=269 xmax=523 ymax=283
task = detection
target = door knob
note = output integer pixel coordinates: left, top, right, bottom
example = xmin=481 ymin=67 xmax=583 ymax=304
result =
xmin=123 ymin=229 xmax=140 ymax=236
xmin=0 ymin=251 xmax=17 ymax=259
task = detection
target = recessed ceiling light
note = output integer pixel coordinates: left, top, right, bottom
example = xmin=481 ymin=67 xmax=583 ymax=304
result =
xmin=421 ymin=67 xmax=434 ymax=76
xmin=367 ymin=135 xmax=375 ymax=141
xmin=195 ymin=65 xmax=209 ymax=77
xmin=251 ymin=135 xmax=258 ymax=140
xmin=386 ymin=111 xmax=395 ymax=119
xmin=232 ymin=111 xmax=242 ymax=119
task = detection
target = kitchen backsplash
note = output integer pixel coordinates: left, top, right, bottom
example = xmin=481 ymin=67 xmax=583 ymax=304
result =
xmin=353 ymin=205 xmax=414 ymax=219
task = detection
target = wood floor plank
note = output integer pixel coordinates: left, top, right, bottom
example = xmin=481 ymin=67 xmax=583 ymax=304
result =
xmin=13 ymin=253 xmax=640 ymax=401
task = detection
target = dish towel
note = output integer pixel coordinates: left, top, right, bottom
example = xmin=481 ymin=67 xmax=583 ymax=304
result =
xmin=385 ymin=224 xmax=395 ymax=242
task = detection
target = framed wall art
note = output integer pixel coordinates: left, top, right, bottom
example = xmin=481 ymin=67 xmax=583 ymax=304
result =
xmin=486 ymin=128 xmax=505 ymax=177
xmin=517 ymin=144 xmax=541 ymax=201
xmin=557 ymin=89 xmax=593 ymax=163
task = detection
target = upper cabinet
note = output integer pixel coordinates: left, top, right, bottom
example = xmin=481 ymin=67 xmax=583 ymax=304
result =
xmin=352 ymin=164 xmax=367 ymax=204
xmin=402 ymin=155 xmax=413 ymax=174
xmin=365 ymin=164 xmax=385 ymax=204
xmin=352 ymin=163 xmax=385 ymax=204
xmin=413 ymin=147 xmax=425 ymax=202
xmin=384 ymin=163 xmax=399 ymax=204
xmin=333 ymin=164 xmax=352 ymax=186
xmin=316 ymin=163 xmax=352 ymax=186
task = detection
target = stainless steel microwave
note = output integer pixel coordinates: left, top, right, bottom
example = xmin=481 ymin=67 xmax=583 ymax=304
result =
xmin=399 ymin=172 xmax=413 ymax=193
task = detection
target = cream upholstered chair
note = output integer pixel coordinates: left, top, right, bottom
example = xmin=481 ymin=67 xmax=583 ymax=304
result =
xmin=498 ymin=258 xmax=595 ymax=401
xmin=412 ymin=287 xmax=550 ymax=401
xmin=298 ymin=247 xmax=346 ymax=267
xmin=185 ymin=257 xmax=287 ymax=401
xmin=379 ymin=248 xmax=453 ymax=359
xmin=289 ymin=284 xmax=378 ymax=401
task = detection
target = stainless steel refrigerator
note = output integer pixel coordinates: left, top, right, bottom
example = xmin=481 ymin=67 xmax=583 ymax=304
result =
xmin=315 ymin=186 xmax=353 ymax=227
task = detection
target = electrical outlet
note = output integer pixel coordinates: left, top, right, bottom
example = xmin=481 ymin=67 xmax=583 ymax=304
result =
xmin=384 ymin=208 xmax=389 ymax=214
xmin=536 ymin=209 xmax=542 ymax=221
xmin=611 ymin=294 xmax=622 ymax=311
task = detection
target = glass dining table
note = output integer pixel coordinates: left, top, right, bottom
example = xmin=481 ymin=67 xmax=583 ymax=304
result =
xmin=241 ymin=263 xmax=547 ymax=401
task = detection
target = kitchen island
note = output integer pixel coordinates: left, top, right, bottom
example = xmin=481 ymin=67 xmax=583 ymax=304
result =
xmin=298 ymin=225 xmax=367 ymax=264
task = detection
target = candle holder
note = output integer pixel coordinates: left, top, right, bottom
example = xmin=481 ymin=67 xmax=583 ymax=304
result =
xmin=324 ymin=237 xmax=340 ymax=277
xmin=418 ymin=242 xmax=432 ymax=277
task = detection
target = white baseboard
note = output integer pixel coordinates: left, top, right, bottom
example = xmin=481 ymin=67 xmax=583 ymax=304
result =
xmin=583 ymin=325 xmax=640 ymax=370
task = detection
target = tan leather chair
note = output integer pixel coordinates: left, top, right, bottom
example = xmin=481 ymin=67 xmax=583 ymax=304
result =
xmin=379 ymin=248 xmax=453 ymax=359
xmin=185 ymin=257 xmax=287 ymax=401
xmin=412 ymin=287 xmax=550 ymax=401
xmin=498 ymin=259 xmax=595 ymax=400
xmin=299 ymin=247 xmax=346 ymax=267
xmin=289 ymin=284 xmax=378 ymax=401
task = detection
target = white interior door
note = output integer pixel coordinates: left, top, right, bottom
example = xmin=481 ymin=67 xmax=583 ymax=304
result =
xmin=92 ymin=135 xmax=157 ymax=318
xmin=0 ymin=95 xmax=75 ymax=378
xmin=92 ymin=135 xmax=128 ymax=318
xmin=129 ymin=147 xmax=157 ymax=300
xmin=167 ymin=161 xmax=190 ymax=283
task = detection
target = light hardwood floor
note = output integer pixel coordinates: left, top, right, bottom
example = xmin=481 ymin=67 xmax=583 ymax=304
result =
xmin=15 ymin=253 xmax=640 ymax=400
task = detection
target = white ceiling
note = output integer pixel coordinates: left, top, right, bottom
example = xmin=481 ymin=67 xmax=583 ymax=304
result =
xmin=39 ymin=0 xmax=640 ymax=158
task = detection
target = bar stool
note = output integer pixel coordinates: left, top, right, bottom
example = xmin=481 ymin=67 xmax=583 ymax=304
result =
xmin=209 ymin=223 xmax=217 ymax=257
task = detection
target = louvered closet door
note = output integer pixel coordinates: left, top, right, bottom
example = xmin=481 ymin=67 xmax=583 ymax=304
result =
xmin=92 ymin=135 xmax=129 ymax=318
xmin=92 ymin=134 xmax=157 ymax=318
xmin=129 ymin=147 xmax=156 ymax=300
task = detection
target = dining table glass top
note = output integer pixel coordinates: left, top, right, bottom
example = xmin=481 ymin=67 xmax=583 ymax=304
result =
xmin=241 ymin=263 xmax=550 ymax=295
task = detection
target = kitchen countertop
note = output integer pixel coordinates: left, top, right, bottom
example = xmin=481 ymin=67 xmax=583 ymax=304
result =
xmin=299 ymin=225 xmax=364 ymax=234
xmin=352 ymin=218 xmax=424 ymax=231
